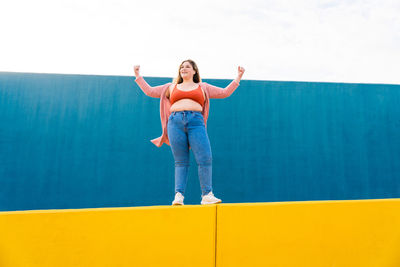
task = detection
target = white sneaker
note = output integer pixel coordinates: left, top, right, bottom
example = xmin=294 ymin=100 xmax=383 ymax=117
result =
xmin=201 ymin=192 xmax=222 ymax=205
xmin=172 ymin=192 xmax=184 ymax=205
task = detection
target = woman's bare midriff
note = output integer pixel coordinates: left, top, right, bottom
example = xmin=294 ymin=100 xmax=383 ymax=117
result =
xmin=170 ymin=99 xmax=203 ymax=112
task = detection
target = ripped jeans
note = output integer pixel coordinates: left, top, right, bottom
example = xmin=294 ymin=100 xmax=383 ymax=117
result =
xmin=167 ymin=110 xmax=213 ymax=197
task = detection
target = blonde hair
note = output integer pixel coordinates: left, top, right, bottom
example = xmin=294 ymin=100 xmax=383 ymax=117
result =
xmin=172 ymin=59 xmax=202 ymax=84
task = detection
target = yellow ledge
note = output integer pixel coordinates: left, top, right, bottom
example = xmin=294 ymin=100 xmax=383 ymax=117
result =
xmin=0 ymin=198 xmax=399 ymax=267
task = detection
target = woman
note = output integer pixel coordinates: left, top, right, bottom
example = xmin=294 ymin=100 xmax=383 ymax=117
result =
xmin=134 ymin=59 xmax=245 ymax=205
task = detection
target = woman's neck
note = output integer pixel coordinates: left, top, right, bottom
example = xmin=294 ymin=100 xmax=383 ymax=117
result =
xmin=181 ymin=77 xmax=195 ymax=84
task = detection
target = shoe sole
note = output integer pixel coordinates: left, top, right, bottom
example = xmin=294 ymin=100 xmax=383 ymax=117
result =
xmin=172 ymin=202 xmax=184 ymax=206
xmin=201 ymin=200 xmax=222 ymax=205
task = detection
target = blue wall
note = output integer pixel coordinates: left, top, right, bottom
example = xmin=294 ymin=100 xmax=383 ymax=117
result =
xmin=1 ymin=72 xmax=399 ymax=211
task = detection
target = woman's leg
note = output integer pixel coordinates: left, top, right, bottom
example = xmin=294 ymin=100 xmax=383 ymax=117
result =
xmin=187 ymin=112 xmax=213 ymax=196
xmin=167 ymin=112 xmax=190 ymax=195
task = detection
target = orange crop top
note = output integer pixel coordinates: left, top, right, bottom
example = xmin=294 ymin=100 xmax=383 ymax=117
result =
xmin=169 ymin=84 xmax=205 ymax=107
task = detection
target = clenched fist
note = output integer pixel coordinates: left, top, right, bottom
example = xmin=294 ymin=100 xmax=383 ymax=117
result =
xmin=134 ymin=65 xmax=140 ymax=77
xmin=238 ymin=66 xmax=245 ymax=78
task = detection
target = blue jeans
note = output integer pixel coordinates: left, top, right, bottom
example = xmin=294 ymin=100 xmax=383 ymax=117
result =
xmin=167 ymin=110 xmax=213 ymax=197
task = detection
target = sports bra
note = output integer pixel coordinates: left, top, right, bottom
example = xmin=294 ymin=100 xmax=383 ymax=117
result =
xmin=169 ymin=84 xmax=205 ymax=107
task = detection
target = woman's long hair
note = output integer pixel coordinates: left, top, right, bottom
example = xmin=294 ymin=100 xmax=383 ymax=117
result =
xmin=173 ymin=59 xmax=202 ymax=84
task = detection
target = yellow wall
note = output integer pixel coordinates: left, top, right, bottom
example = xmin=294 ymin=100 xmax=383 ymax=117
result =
xmin=217 ymin=199 xmax=400 ymax=267
xmin=0 ymin=205 xmax=216 ymax=267
xmin=1 ymin=199 xmax=399 ymax=267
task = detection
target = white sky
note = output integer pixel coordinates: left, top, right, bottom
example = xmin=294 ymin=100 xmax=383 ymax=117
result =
xmin=1 ymin=0 xmax=399 ymax=84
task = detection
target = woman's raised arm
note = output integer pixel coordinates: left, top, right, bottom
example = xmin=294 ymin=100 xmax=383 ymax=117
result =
xmin=134 ymin=65 xmax=171 ymax=98
xmin=206 ymin=66 xmax=245 ymax=99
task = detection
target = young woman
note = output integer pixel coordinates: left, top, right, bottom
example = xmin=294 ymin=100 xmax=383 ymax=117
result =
xmin=134 ymin=59 xmax=245 ymax=205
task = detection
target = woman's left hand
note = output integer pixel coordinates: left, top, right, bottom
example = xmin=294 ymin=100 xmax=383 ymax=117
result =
xmin=238 ymin=66 xmax=245 ymax=78
xmin=235 ymin=66 xmax=245 ymax=83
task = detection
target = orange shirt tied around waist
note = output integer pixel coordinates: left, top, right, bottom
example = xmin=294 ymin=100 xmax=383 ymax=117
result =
xmin=169 ymin=84 xmax=205 ymax=107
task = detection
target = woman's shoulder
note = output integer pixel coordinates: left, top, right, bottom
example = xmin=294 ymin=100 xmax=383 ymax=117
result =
xmin=168 ymin=83 xmax=177 ymax=91
xmin=166 ymin=83 xmax=176 ymax=98
xmin=199 ymin=82 xmax=208 ymax=87
xmin=199 ymin=82 xmax=209 ymax=90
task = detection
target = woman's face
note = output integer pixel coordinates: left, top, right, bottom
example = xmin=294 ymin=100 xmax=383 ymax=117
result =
xmin=180 ymin=61 xmax=196 ymax=80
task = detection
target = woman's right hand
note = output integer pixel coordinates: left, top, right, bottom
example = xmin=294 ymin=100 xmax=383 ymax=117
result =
xmin=134 ymin=65 xmax=140 ymax=77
